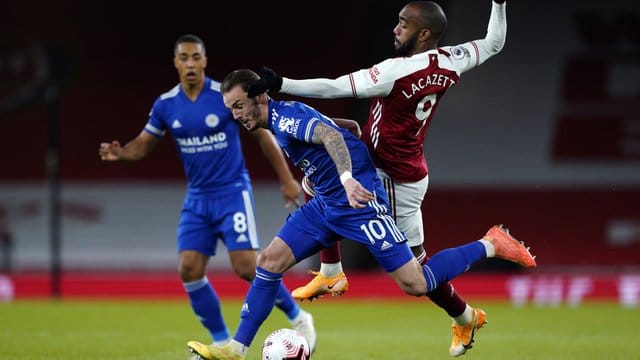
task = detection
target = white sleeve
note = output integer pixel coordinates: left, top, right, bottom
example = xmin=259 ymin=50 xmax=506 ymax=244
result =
xmin=280 ymin=57 xmax=407 ymax=99
xmin=444 ymin=1 xmax=506 ymax=74
xmin=280 ymin=74 xmax=356 ymax=98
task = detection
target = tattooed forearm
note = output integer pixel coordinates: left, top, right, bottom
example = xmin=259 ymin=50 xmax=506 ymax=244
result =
xmin=312 ymin=122 xmax=352 ymax=175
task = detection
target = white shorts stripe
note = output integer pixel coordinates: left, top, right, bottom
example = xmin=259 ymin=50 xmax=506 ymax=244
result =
xmin=242 ymin=190 xmax=259 ymax=249
xmin=382 ymin=176 xmax=396 ymax=220
xmin=369 ymin=196 xmax=404 ymax=243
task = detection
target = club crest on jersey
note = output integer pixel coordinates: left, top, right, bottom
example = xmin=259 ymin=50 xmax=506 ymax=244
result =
xmin=277 ymin=116 xmax=301 ymax=134
xmin=205 ymin=113 xmax=220 ymax=128
xmin=451 ymin=46 xmax=469 ymax=60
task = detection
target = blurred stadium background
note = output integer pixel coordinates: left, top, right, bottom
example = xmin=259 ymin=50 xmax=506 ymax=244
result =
xmin=1 ymin=0 xmax=639 ymax=309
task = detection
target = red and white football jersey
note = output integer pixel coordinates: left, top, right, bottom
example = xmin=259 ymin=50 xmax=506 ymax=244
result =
xmin=280 ymin=2 xmax=506 ymax=183
xmin=359 ymin=49 xmax=461 ymax=182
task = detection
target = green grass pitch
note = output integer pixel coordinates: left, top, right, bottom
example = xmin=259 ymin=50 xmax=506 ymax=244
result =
xmin=0 ymin=298 xmax=636 ymax=359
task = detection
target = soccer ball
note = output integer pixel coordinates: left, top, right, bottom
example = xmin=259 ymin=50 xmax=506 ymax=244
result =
xmin=262 ymin=328 xmax=311 ymax=360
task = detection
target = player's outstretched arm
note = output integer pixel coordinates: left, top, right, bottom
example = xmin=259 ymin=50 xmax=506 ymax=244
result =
xmin=98 ymin=131 xmax=159 ymax=162
xmin=449 ymin=0 xmax=507 ymax=73
xmin=251 ymin=65 xmax=359 ymax=100
xmin=252 ymin=128 xmax=302 ymax=208
xmin=482 ymin=0 xmax=507 ymax=54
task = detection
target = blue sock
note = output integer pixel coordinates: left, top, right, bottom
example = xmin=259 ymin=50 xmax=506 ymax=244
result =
xmin=235 ymin=267 xmax=282 ymax=346
xmin=422 ymin=241 xmax=486 ymax=292
xmin=184 ymin=276 xmax=230 ymax=342
xmin=275 ymin=282 xmax=300 ymax=321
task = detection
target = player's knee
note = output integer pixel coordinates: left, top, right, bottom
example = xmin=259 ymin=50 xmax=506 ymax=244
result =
xmin=229 ymin=250 xmax=258 ymax=281
xmin=233 ymin=266 xmax=256 ymax=282
xmin=397 ymin=275 xmax=428 ymax=297
xmin=403 ymin=283 xmax=428 ymax=297
xmin=179 ymin=262 xmax=205 ymax=282
xmin=256 ymin=251 xmax=277 ymax=271
xmin=256 ymin=247 xmax=289 ymax=273
xmin=178 ymin=250 xmax=207 ymax=281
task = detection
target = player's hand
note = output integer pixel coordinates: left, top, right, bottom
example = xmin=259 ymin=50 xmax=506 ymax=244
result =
xmin=99 ymin=141 xmax=122 ymax=161
xmin=343 ymin=178 xmax=374 ymax=209
xmin=248 ymin=66 xmax=283 ymax=97
xmin=281 ymin=177 xmax=302 ymax=209
xmin=343 ymin=121 xmax=361 ymax=139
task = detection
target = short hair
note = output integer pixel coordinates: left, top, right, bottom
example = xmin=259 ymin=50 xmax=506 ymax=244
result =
xmin=409 ymin=1 xmax=447 ymax=40
xmin=174 ymin=34 xmax=206 ymax=54
xmin=220 ymin=69 xmax=259 ymax=94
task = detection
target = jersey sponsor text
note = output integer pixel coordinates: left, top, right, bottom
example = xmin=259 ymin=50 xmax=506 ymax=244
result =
xmin=176 ymin=133 xmax=228 ymax=153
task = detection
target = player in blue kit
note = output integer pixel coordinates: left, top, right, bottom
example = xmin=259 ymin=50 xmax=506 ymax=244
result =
xmin=186 ymin=68 xmax=537 ymax=360
xmin=252 ymin=1 xmax=508 ymax=356
xmin=98 ymin=35 xmax=316 ymax=350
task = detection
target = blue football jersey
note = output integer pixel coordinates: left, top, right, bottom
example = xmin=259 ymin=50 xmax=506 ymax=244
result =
xmin=144 ymin=78 xmax=250 ymax=194
xmin=267 ymin=99 xmax=378 ymax=209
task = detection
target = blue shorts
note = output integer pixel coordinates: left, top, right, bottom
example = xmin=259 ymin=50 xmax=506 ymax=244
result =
xmin=277 ymin=188 xmax=413 ymax=273
xmin=177 ymin=187 xmax=259 ymax=256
